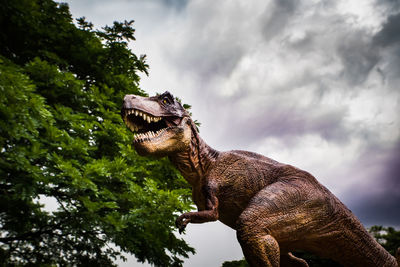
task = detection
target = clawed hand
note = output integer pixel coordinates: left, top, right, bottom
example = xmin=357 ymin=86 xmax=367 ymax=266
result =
xmin=175 ymin=214 xmax=191 ymax=234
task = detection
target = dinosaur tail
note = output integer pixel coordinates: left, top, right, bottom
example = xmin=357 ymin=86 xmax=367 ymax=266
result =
xmin=396 ymin=247 xmax=400 ymax=266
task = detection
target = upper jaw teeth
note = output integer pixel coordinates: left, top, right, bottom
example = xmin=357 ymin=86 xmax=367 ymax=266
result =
xmin=124 ymin=109 xmax=162 ymax=123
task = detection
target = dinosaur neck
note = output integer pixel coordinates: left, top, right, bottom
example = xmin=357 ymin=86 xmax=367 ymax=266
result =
xmin=169 ymin=124 xmax=219 ymax=186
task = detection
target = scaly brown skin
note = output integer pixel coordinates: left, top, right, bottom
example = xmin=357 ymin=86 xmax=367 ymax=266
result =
xmin=122 ymin=92 xmax=399 ymax=267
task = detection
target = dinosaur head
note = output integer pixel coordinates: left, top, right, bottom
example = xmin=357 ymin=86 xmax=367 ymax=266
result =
xmin=121 ymin=91 xmax=192 ymax=157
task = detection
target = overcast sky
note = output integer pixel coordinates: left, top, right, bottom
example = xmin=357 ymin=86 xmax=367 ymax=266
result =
xmin=62 ymin=0 xmax=400 ymax=266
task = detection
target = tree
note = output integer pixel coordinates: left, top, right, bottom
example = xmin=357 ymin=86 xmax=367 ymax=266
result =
xmin=0 ymin=0 xmax=194 ymax=265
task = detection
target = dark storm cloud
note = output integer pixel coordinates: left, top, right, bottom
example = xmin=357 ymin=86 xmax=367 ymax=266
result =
xmin=374 ymin=13 xmax=400 ymax=46
xmin=351 ymin=193 xmax=400 ymax=228
xmin=241 ymin=107 xmax=348 ymax=142
xmin=373 ymin=12 xmax=400 ymax=79
xmin=342 ymin=142 xmax=400 ymax=227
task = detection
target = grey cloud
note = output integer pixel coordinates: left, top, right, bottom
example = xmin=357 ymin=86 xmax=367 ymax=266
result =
xmin=287 ymin=30 xmax=316 ymax=53
xmin=177 ymin=43 xmax=244 ymax=79
xmin=337 ymin=30 xmax=380 ymax=85
xmin=375 ymin=0 xmax=400 ymax=12
xmin=261 ymin=0 xmax=300 ymax=41
xmin=160 ymin=0 xmax=188 ymax=10
xmin=168 ymin=6 xmax=246 ymax=80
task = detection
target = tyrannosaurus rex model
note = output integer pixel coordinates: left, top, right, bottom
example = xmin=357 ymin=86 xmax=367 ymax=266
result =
xmin=121 ymin=91 xmax=399 ymax=267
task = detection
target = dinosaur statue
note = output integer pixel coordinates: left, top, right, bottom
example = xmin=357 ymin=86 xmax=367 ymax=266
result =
xmin=121 ymin=91 xmax=399 ymax=267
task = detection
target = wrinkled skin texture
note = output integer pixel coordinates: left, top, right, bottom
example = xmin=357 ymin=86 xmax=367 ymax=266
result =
xmin=122 ymin=92 xmax=399 ymax=267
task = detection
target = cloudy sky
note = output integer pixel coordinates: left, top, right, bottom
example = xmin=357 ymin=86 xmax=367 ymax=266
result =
xmin=63 ymin=0 xmax=400 ymax=266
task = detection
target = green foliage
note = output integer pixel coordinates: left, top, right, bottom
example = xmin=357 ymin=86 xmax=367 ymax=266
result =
xmin=369 ymin=225 xmax=400 ymax=256
xmin=221 ymin=258 xmax=249 ymax=267
xmin=0 ymin=0 xmax=193 ymax=265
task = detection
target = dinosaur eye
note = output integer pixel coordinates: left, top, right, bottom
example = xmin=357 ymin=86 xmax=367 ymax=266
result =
xmin=162 ymin=97 xmax=170 ymax=104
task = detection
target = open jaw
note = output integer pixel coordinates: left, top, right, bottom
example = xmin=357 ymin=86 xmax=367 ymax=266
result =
xmin=122 ymin=108 xmax=180 ymax=143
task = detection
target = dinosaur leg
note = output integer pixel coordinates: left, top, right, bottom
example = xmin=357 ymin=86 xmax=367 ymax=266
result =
xmin=280 ymin=252 xmax=309 ymax=267
xmin=236 ymin=230 xmax=280 ymax=267
xmin=236 ymin=180 xmax=317 ymax=267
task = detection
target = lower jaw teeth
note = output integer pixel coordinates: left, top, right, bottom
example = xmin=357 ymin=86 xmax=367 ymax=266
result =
xmin=134 ymin=129 xmax=164 ymax=142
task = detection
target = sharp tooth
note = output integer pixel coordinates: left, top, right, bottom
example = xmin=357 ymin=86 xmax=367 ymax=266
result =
xmin=143 ymin=114 xmax=147 ymax=121
xmin=147 ymin=117 xmax=151 ymax=123
xmin=135 ymin=110 xmax=138 ymax=116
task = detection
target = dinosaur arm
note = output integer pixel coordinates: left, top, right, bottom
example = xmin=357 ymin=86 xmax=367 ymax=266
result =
xmin=176 ymin=184 xmax=219 ymax=233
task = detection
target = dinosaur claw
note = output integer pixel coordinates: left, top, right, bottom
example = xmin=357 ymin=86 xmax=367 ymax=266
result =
xmin=178 ymin=226 xmax=186 ymax=234
xmin=176 ymin=215 xmax=189 ymax=234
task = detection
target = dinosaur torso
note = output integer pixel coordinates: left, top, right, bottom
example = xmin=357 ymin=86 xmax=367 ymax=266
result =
xmin=204 ymin=151 xmax=285 ymax=228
